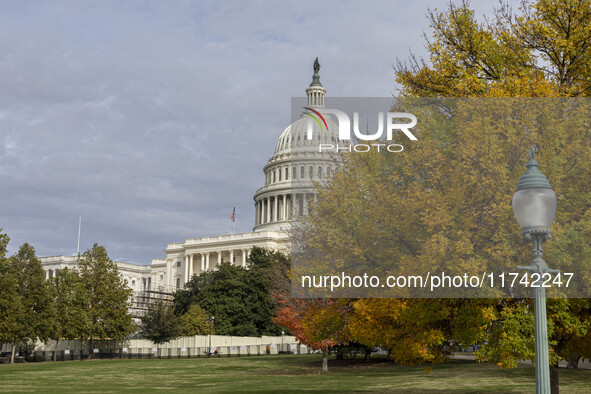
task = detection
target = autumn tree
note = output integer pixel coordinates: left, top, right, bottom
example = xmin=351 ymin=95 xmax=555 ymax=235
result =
xmin=289 ymin=1 xmax=591 ymax=390
xmin=274 ymin=296 xmax=350 ymax=372
xmin=179 ymin=304 xmax=210 ymax=336
xmin=393 ymin=2 xmax=591 ymax=392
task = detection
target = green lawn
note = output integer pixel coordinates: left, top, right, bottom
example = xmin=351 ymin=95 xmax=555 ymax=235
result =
xmin=0 ymin=355 xmax=590 ymax=393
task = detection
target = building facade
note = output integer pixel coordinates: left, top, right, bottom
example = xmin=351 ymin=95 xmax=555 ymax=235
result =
xmin=40 ymin=60 xmax=338 ymax=304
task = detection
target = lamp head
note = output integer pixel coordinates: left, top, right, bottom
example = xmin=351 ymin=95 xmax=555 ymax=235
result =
xmin=512 ymin=149 xmax=557 ymax=230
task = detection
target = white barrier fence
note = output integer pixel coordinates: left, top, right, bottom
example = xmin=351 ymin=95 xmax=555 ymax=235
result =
xmin=0 ymin=335 xmax=310 ymax=362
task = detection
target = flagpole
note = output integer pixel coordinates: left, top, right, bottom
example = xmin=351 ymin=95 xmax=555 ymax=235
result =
xmin=77 ymin=216 xmax=81 ymax=262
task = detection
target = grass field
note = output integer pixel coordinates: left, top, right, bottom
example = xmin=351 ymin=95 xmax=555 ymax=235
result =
xmin=1 ymin=355 xmax=590 ymax=393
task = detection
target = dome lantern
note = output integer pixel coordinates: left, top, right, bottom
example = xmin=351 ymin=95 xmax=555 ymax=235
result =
xmin=305 ymin=57 xmax=326 ymax=108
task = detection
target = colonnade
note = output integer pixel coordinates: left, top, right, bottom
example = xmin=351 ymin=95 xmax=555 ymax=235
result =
xmin=254 ymin=193 xmax=316 ymax=226
xmin=177 ymin=248 xmax=253 ymax=284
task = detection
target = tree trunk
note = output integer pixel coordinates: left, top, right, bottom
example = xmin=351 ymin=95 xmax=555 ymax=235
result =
xmin=364 ymin=347 xmax=372 ymax=362
xmin=322 ymin=348 xmax=329 ymax=372
xmin=52 ymin=339 xmax=59 ymax=362
xmin=87 ymin=339 xmax=93 ymax=359
xmin=550 ymin=363 xmax=559 ymax=394
xmin=10 ymin=343 xmax=16 ymax=364
xmin=567 ymin=356 xmax=580 ymax=369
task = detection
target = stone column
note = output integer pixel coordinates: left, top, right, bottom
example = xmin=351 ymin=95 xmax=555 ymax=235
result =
xmin=242 ymin=249 xmax=247 ymax=267
xmin=230 ymin=250 xmax=234 ymax=265
xmin=217 ymin=251 xmax=222 ymax=267
xmin=274 ymin=196 xmax=278 ymax=222
xmin=201 ymin=254 xmax=205 ymax=271
xmin=303 ymin=195 xmax=308 ymax=216
xmin=189 ymin=254 xmax=194 ymax=278
xmin=283 ymin=194 xmax=287 ymax=220
xmin=206 ymin=253 xmax=210 ymax=271
xmin=184 ymin=255 xmax=189 ymax=282
xmin=266 ymin=197 xmax=271 ymax=223
xmin=166 ymin=259 xmax=171 ymax=287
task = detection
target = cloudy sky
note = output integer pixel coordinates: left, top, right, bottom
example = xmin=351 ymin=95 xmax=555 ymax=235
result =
xmin=0 ymin=0 xmax=514 ymax=264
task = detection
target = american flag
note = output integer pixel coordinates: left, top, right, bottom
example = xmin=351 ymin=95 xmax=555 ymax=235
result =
xmin=231 ymin=207 xmax=235 ymax=222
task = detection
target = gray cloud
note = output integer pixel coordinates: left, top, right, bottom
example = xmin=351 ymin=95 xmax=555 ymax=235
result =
xmin=0 ymin=0 xmax=515 ymax=264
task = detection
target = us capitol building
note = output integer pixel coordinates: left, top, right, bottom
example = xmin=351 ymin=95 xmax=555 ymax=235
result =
xmin=40 ymin=60 xmax=340 ymax=307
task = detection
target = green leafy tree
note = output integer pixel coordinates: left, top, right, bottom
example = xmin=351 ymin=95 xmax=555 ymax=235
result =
xmin=175 ymin=247 xmax=288 ymax=336
xmin=180 ymin=304 xmax=210 ymax=336
xmin=50 ymin=267 xmax=92 ymax=359
xmin=140 ymin=299 xmax=181 ymax=344
xmin=78 ymin=244 xmax=134 ymax=355
xmin=7 ymin=243 xmax=56 ymax=363
xmin=0 ymin=231 xmax=22 ymax=363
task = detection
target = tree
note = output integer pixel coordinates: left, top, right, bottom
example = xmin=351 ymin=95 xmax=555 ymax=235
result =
xmin=395 ymin=0 xmax=591 ymax=97
xmin=180 ymin=304 xmax=211 ymax=336
xmin=174 ymin=247 xmax=288 ymax=337
xmin=7 ymin=243 xmax=56 ymax=363
xmin=140 ymin=299 xmax=181 ymax=344
xmin=78 ymin=244 xmax=135 ymax=355
xmin=50 ymin=267 xmax=91 ymax=360
xmin=392 ymin=1 xmax=591 ymax=392
xmin=274 ymin=296 xmax=350 ymax=372
xmin=0 ymin=231 xmax=21 ymax=363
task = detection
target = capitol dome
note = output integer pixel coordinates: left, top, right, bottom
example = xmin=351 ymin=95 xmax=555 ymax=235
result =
xmin=253 ymin=58 xmax=341 ymax=232
xmin=272 ymin=114 xmax=340 ymax=157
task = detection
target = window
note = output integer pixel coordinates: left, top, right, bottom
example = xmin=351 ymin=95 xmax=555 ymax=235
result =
xmin=176 ymin=278 xmax=181 ymax=289
xmin=285 ymin=167 xmax=289 ymax=180
xmin=160 ymin=275 xmax=163 ymax=281
xmin=318 ymin=166 xmax=323 ymax=178
xmin=309 ymin=166 xmax=313 ymax=179
xmin=301 ymin=166 xmax=305 ymax=178
xmin=279 ymin=169 xmax=282 ymax=181
xmin=177 ymin=261 xmax=181 ymax=267
xmin=292 ymin=166 xmax=296 ymax=179
xmin=273 ymin=171 xmax=276 ymax=183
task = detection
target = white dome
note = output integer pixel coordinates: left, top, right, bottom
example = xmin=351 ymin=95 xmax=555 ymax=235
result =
xmin=273 ymin=113 xmax=341 ymax=157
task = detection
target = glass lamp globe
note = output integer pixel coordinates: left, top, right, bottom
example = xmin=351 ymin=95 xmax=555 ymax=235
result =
xmin=512 ymin=149 xmax=557 ymax=230
xmin=512 ymin=188 xmax=557 ymax=229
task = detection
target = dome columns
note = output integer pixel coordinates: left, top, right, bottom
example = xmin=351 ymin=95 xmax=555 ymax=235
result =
xmin=254 ymin=194 xmax=293 ymax=227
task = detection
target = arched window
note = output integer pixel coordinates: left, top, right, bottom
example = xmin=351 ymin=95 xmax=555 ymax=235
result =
xmin=279 ymin=169 xmax=282 ymax=181
xmin=293 ymin=166 xmax=297 ymax=179
xmin=309 ymin=166 xmax=313 ymax=179
xmin=273 ymin=170 xmax=276 ymax=183
xmin=318 ymin=166 xmax=323 ymax=178
xmin=301 ymin=166 xmax=305 ymax=178
xmin=285 ymin=167 xmax=289 ymax=180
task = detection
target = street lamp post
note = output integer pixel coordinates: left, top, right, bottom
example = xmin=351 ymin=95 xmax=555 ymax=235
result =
xmin=281 ymin=330 xmax=285 ymax=353
xmin=512 ymin=149 xmax=559 ymax=394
